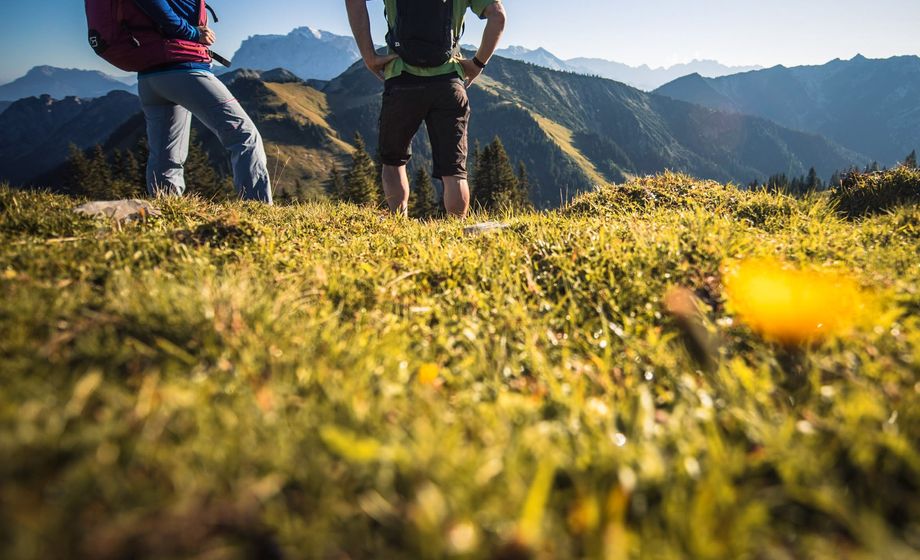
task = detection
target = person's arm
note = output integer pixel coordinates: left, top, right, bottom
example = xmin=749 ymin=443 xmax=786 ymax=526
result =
xmin=461 ymin=2 xmax=507 ymax=88
xmin=345 ymin=0 xmax=398 ymax=81
xmin=132 ymin=0 xmax=205 ymax=43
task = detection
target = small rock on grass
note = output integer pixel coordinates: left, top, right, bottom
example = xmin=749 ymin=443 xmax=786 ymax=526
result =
xmin=74 ymin=200 xmax=162 ymax=222
xmin=463 ymin=221 xmax=510 ymax=236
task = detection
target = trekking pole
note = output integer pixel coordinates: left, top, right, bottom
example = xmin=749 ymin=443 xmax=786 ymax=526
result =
xmin=209 ymin=50 xmax=232 ymax=68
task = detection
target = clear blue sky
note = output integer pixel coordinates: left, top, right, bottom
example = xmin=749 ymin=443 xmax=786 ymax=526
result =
xmin=1 ymin=0 xmax=918 ymax=83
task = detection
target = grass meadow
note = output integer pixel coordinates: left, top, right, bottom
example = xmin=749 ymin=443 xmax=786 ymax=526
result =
xmin=0 ymin=171 xmax=918 ymax=559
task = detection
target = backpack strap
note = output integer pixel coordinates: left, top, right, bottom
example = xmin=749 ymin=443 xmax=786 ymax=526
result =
xmin=451 ymin=22 xmax=465 ymax=59
xmin=455 ymin=22 xmax=465 ymax=48
xmin=451 ymin=0 xmax=464 ymax=59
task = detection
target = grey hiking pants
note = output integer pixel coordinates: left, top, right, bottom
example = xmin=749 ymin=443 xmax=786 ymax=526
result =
xmin=138 ymin=70 xmax=272 ymax=203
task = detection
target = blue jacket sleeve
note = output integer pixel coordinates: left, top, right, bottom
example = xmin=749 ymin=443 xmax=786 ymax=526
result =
xmin=132 ymin=0 xmax=201 ymax=42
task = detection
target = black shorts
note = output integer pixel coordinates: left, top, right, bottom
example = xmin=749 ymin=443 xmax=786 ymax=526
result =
xmin=378 ymin=76 xmax=470 ymax=180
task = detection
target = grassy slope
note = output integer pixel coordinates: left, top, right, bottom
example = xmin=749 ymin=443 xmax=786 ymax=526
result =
xmin=233 ymin=81 xmax=353 ymax=199
xmin=0 ymin=174 xmax=918 ymax=559
xmin=529 ymin=113 xmax=612 ymax=188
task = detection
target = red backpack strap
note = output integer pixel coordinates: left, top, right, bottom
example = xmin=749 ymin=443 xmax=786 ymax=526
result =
xmin=197 ymin=0 xmax=208 ymax=26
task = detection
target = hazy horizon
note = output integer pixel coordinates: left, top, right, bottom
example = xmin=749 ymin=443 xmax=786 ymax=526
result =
xmin=1 ymin=0 xmax=918 ymax=83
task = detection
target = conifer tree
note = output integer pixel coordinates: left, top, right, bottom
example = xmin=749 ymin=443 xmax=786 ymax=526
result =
xmin=905 ymin=149 xmax=918 ymax=169
xmin=66 ymin=144 xmax=92 ymax=196
xmin=116 ymin=146 xmax=152 ymax=198
xmin=471 ymin=140 xmax=495 ymax=209
xmin=328 ymin=163 xmax=346 ymax=201
xmin=805 ymin=167 xmax=822 ymax=191
xmin=409 ymin=167 xmax=438 ymax=219
xmin=108 ymin=149 xmax=143 ymax=199
xmin=470 ymin=138 xmax=530 ymax=211
xmin=67 ymin=144 xmax=141 ymax=199
xmin=517 ymin=161 xmax=533 ymax=205
xmin=123 ymin=136 xmax=150 ymax=193
xmin=116 ymin=148 xmax=144 ymax=190
xmin=65 ymin=135 xmax=229 ymax=200
xmin=344 ymin=133 xmax=379 ymax=207
xmin=83 ymin=145 xmax=115 ymax=199
xmin=767 ymin=173 xmax=789 ymax=192
xmin=470 ymin=140 xmax=483 ymax=202
xmin=488 ymin=137 xmax=526 ymax=210
xmin=297 ymin=179 xmax=308 ymax=201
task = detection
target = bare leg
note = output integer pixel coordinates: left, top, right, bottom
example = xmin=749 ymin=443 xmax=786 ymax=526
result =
xmin=442 ymin=175 xmax=470 ymax=218
xmin=382 ymin=164 xmax=410 ymax=216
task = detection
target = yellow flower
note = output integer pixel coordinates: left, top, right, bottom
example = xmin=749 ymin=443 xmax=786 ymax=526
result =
xmin=417 ymin=363 xmax=440 ymax=385
xmin=723 ymin=258 xmax=866 ymax=345
xmin=256 ymin=385 xmax=276 ymax=413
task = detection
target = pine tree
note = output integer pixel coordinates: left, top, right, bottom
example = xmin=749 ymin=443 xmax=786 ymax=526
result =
xmin=409 ymin=167 xmax=438 ymax=220
xmin=83 ymin=145 xmax=115 ymax=199
xmin=767 ymin=173 xmax=789 ymax=192
xmin=470 ymin=140 xmax=483 ymax=203
xmin=67 ymin=143 xmax=139 ymax=199
xmin=471 ymin=141 xmax=495 ymax=209
xmin=344 ymin=133 xmax=379 ymax=207
xmin=328 ymin=163 xmax=346 ymax=201
xmin=905 ymin=150 xmax=918 ymax=169
xmin=517 ymin=161 xmax=533 ymax=206
xmin=118 ymin=148 xmax=143 ymax=188
xmin=829 ymin=171 xmax=842 ymax=188
xmin=805 ymin=167 xmax=822 ymax=191
xmin=66 ymin=144 xmax=92 ymax=196
xmin=487 ymin=137 xmax=526 ymax=210
xmin=109 ymin=149 xmax=143 ymax=199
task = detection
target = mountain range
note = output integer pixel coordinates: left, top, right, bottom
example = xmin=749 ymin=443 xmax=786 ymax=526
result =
xmin=226 ymin=27 xmax=761 ymax=90
xmin=567 ymin=58 xmax=763 ymax=92
xmin=1 ymin=54 xmax=865 ymax=206
xmin=0 ymin=92 xmax=140 ymax=185
xmin=229 ymin=27 xmax=363 ymax=81
xmin=0 ymin=66 xmax=135 ymax=102
xmin=654 ymin=55 xmax=920 ymax=166
xmin=452 ymin=55 xmax=859 ymax=200
xmin=0 ymin=29 xmax=768 ymax=99
xmin=493 ymin=46 xmax=762 ymax=90
xmin=494 ymin=46 xmax=572 ymax=72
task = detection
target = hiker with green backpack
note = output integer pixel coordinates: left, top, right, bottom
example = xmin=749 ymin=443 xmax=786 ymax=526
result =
xmin=345 ymin=0 xmax=507 ymax=218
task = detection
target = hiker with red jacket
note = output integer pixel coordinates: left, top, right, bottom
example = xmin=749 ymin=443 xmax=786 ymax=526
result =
xmin=85 ymin=0 xmax=272 ymax=203
xmin=345 ymin=0 xmax=507 ymax=218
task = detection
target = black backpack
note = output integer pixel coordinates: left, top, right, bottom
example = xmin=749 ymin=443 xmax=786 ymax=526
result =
xmin=386 ymin=0 xmax=462 ymax=68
